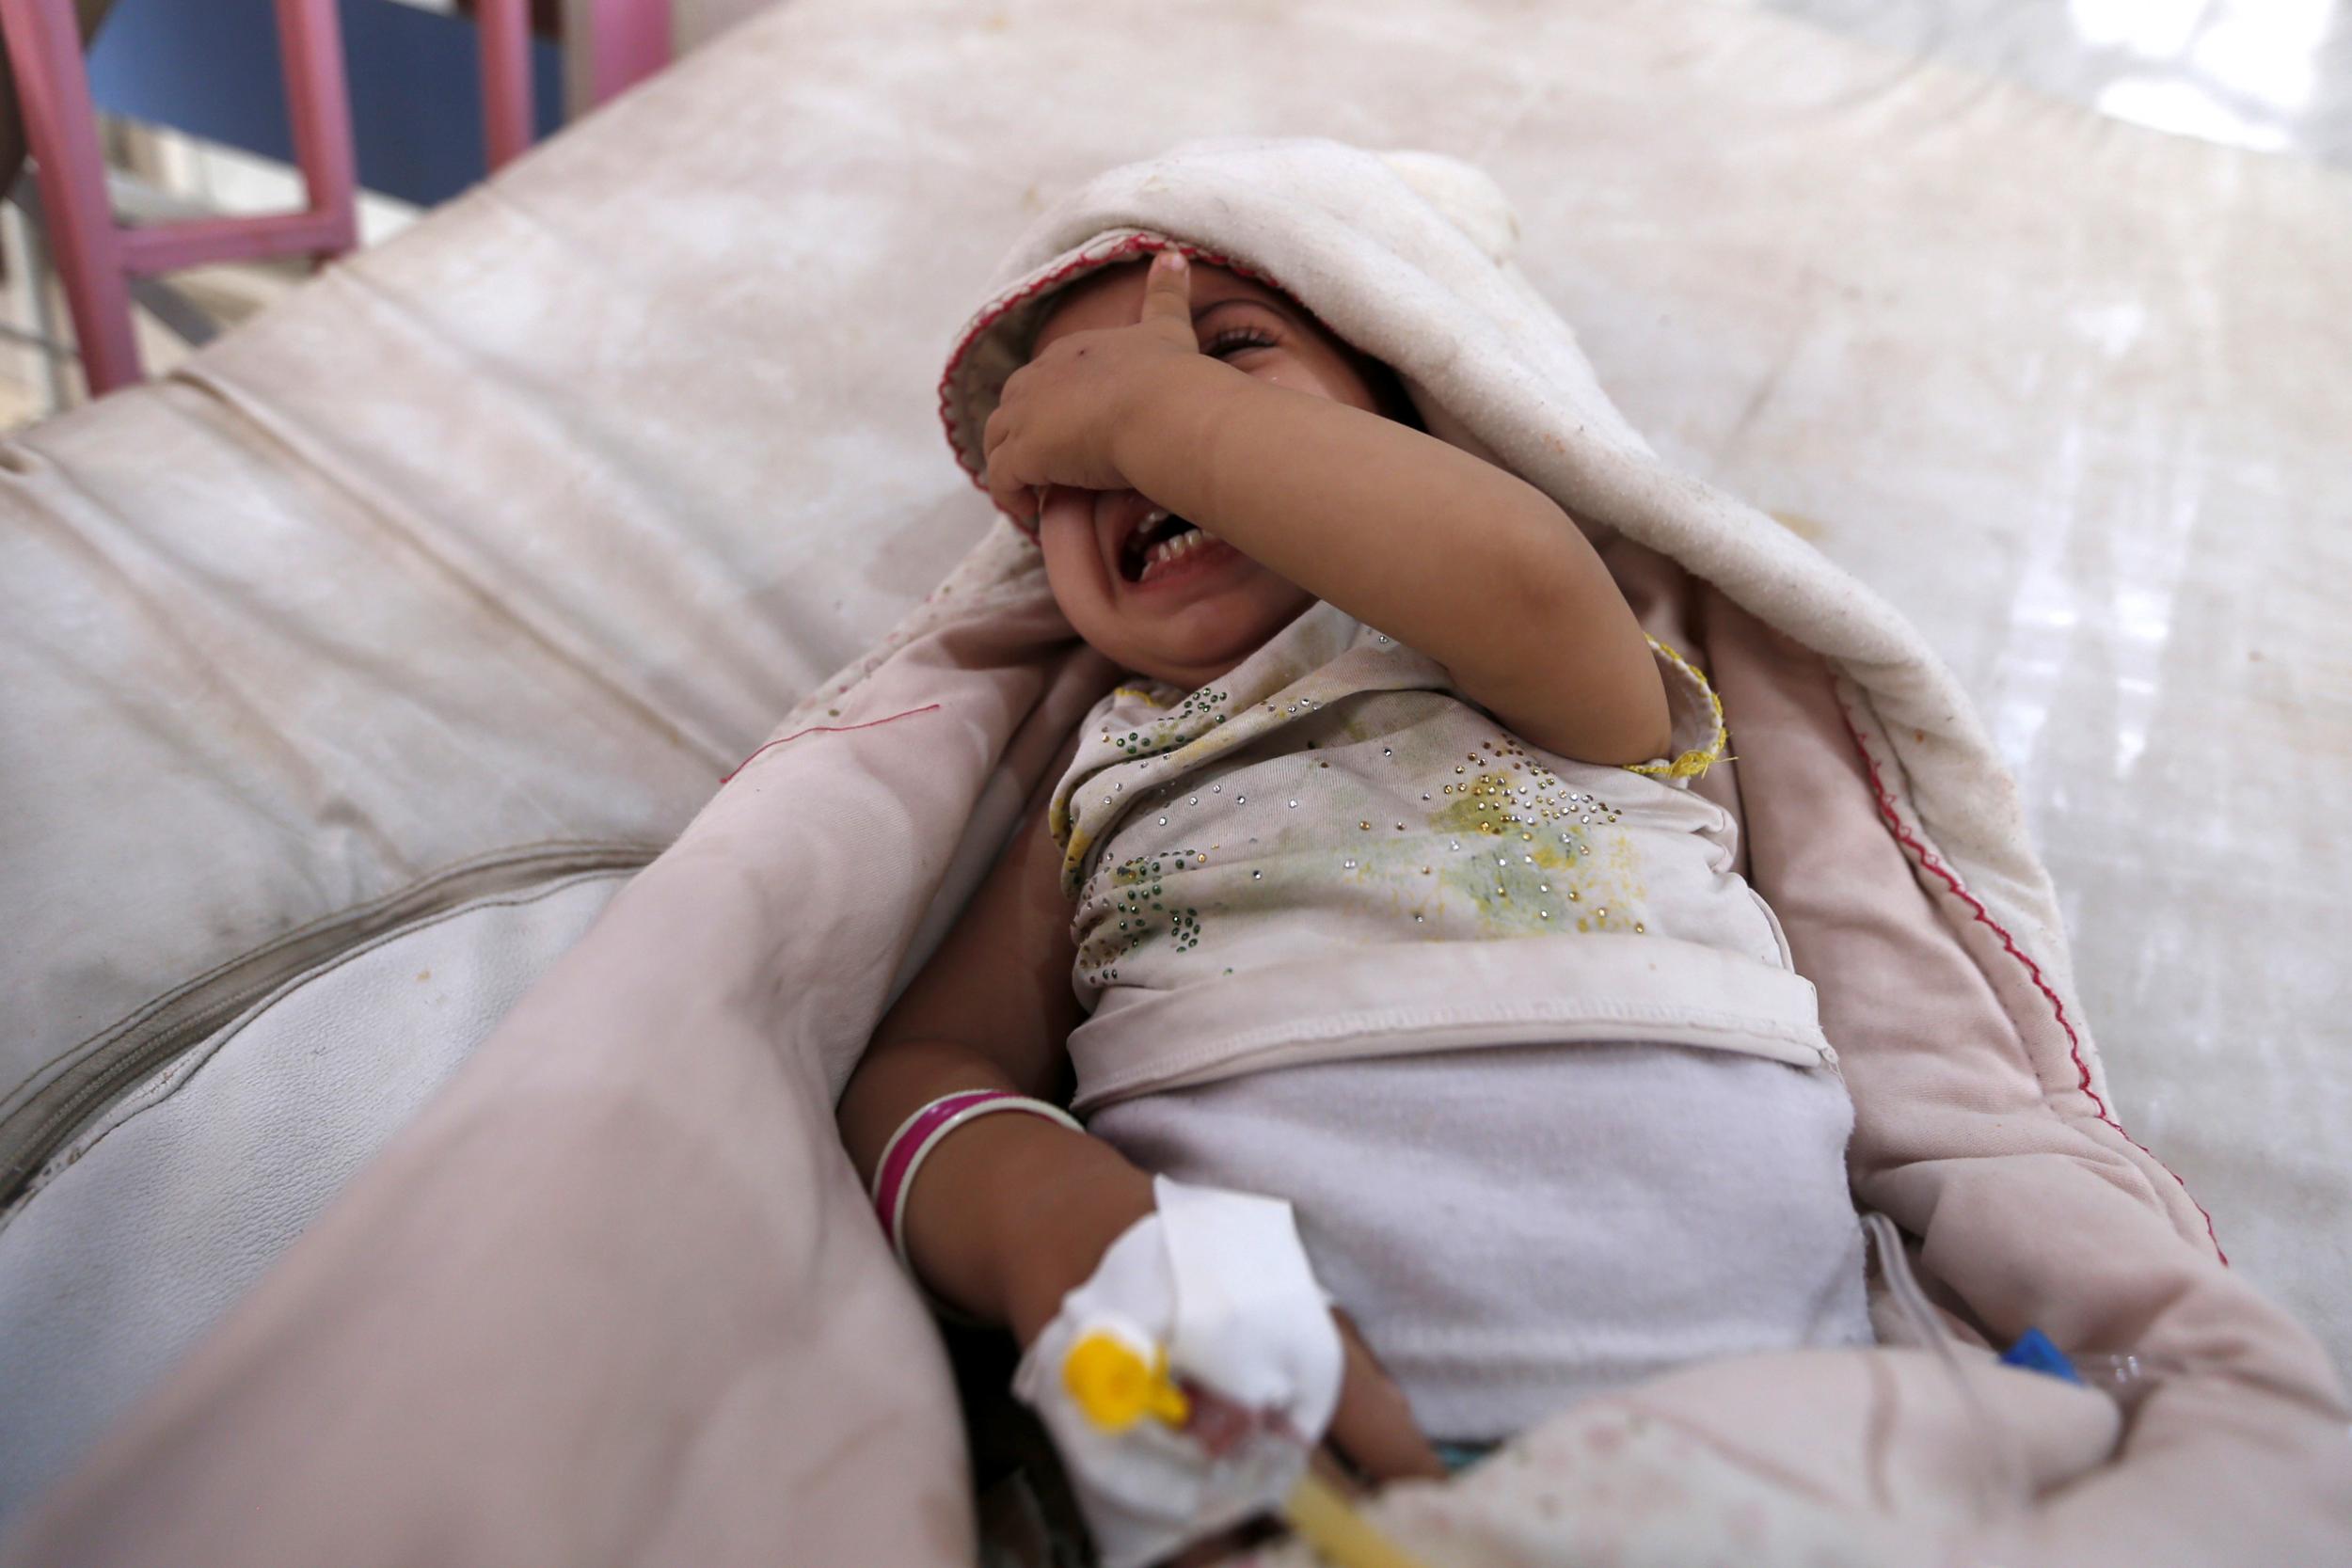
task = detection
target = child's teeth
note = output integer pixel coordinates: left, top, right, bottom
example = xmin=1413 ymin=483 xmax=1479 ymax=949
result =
xmin=1138 ymin=529 xmax=1209 ymax=582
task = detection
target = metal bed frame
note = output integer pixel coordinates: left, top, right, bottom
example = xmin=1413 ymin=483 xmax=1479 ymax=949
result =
xmin=0 ymin=0 xmax=670 ymax=394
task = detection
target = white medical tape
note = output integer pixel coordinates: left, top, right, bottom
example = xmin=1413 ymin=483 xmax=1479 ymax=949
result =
xmin=1010 ymin=1175 xmax=1343 ymax=1568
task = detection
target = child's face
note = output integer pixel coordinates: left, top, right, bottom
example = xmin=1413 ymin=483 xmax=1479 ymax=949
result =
xmin=1025 ymin=258 xmax=1402 ymax=689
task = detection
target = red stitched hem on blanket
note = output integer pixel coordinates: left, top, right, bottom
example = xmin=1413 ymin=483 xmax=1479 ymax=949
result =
xmin=1840 ymin=709 xmax=2225 ymax=1265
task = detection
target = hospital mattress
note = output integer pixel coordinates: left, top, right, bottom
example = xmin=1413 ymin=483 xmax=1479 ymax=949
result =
xmin=1 ymin=0 xmax=2344 ymax=1522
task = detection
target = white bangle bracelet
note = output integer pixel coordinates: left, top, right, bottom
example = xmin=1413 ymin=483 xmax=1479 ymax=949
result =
xmin=871 ymin=1090 xmax=1083 ymax=1273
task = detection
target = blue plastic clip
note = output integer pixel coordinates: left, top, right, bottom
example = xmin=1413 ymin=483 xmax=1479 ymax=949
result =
xmin=2000 ymin=1326 xmax=2085 ymax=1386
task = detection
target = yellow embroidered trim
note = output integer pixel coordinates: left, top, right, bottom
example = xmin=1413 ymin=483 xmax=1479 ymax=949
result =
xmin=1623 ymin=636 xmax=1729 ymax=781
xmin=1110 ymin=685 xmax=1173 ymax=708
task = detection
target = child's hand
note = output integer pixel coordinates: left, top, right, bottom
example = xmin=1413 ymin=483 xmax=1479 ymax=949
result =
xmin=1011 ymin=1178 xmax=1443 ymax=1567
xmin=983 ymin=249 xmax=1232 ymax=526
xmin=1323 ymin=1307 xmax=1449 ymax=1485
xmin=1003 ymin=1180 xmax=1441 ymax=1489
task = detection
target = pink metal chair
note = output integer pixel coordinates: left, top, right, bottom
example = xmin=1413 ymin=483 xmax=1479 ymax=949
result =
xmin=0 ymin=0 xmax=671 ymax=397
xmin=482 ymin=0 xmax=675 ymax=173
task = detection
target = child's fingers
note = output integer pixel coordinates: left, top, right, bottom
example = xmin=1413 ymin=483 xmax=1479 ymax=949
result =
xmin=985 ymin=453 xmax=1032 ymax=525
xmin=1001 ymin=479 xmax=1039 ymax=529
xmin=982 ymin=420 xmax=1028 ymax=522
xmin=1322 ymin=1307 xmax=1448 ymax=1483
xmin=1037 ymin=483 xmax=1088 ymax=531
xmin=982 ymin=447 xmax=1008 ymax=513
xmin=1135 ymin=247 xmax=1198 ymax=345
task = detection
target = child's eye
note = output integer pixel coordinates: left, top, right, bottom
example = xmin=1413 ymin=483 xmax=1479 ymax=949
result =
xmin=1205 ymin=325 xmax=1279 ymax=358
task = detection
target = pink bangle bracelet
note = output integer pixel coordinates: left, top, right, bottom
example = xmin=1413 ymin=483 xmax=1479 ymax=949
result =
xmin=870 ymin=1089 xmax=1083 ymax=1269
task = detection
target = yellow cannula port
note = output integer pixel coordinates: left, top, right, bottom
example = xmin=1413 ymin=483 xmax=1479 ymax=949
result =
xmin=1064 ymin=1330 xmax=1191 ymax=1433
xmin=1061 ymin=1331 xmax=1434 ymax=1568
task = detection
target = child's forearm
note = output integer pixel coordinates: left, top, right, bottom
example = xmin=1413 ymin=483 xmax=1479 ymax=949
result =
xmin=838 ymin=1037 xmax=1157 ymax=1343
xmin=1114 ymin=361 xmax=1669 ymax=763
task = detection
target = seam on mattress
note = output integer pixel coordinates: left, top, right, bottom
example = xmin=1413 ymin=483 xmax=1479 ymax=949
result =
xmin=0 ymin=869 xmax=640 ymax=1227
xmin=0 ymin=840 xmax=662 ymax=1205
xmin=5 ymin=836 xmax=655 ymax=1120
xmin=164 ymin=347 xmax=736 ymax=771
xmin=720 ymin=704 xmax=945 ymax=784
xmin=1836 ymin=704 xmax=2225 ymax=1265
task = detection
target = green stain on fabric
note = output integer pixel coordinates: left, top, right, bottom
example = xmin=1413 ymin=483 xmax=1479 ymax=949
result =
xmin=1407 ymin=773 xmax=1623 ymax=934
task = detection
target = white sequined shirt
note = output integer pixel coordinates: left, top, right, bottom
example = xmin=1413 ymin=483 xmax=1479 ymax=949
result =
xmin=1047 ymin=600 xmax=1833 ymax=1112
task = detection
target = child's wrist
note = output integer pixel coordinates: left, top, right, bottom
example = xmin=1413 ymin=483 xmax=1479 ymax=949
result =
xmin=888 ymin=1106 xmax=1153 ymax=1340
xmin=1111 ymin=356 xmax=1253 ymax=515
xmin=991 ymin=1136 xmax=1158 ymax=1347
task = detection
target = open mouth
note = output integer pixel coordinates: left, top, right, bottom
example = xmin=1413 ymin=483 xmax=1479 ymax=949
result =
xmin=1120 ymin=506 xmax=1215 ymax=583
